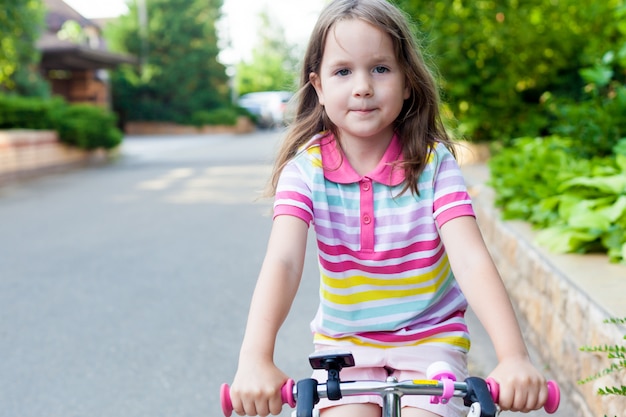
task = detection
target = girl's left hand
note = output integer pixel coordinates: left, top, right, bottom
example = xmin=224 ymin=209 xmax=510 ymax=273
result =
xmin=487 ymin=356 xmax=549 ymax=412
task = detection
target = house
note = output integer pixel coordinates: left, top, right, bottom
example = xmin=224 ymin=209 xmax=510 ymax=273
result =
xmin=38 ymin=0 xmax=137 ymax=108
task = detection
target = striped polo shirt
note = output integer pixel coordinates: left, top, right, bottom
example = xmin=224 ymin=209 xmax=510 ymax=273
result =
xmin=273 ymin=132 xmax=475 ymax=352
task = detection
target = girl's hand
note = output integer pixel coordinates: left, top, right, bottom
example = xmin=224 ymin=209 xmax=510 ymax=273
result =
xmin=229 ymin=360 xmax=289 ymax=417
xmin=488 ymin=356 xmax=549 ymax=412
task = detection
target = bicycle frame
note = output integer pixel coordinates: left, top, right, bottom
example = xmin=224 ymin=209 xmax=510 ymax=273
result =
xmin=293 ymin=375 xmax=499 ymax=417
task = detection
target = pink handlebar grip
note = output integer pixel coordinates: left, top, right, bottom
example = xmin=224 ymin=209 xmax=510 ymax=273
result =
xmin=220 ymin=379 xmax=296 ymax=417
xmin=544 ymin=380 xmax=561 ymax=414
xmin=485 ymin=378 xmax=560 ymax=414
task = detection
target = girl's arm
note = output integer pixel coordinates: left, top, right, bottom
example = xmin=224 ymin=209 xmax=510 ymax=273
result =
xmin=229 ymin=215 xmax=309 ymax=416
xmin=439 ymin=215 xmax=549 ymax=412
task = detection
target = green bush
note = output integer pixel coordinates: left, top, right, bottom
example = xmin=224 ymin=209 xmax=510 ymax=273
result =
xmin=52 ymin=104 xmax=122 ymax=150
xmin=544 ymin=54 xmax=626 ymax=158
xmin=488 ymin=136 xmax=594 ymax=220
xmin=190 ymin=107 xmax=239 ymax=128
xmin=0 ymin=93 xmax=122 ymax=150
xmin=489 ymin=136 xmax=626 ymax=263
xmin=546 ymin=93 xmax=626 ymax=158
xmin=393 ymin=0 xmax=625 ymax=143
xmin=0 ymin=94 xmax=62 ymax=129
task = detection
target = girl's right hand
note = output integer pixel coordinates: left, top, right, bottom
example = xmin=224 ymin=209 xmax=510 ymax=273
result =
xmin=229 ymin=361 xmax=290 ymax=417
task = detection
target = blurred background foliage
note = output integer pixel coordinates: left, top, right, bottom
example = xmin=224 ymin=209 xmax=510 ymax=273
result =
xmin=233 ymin=8 xmax=300 ymax=95
xmin=0 ymin=0 xmax=50 ymax=97
xmin=104 ymin=0 xmax=231 ymax=125
xmin=393 ymin=0 xmax=626 ymax=148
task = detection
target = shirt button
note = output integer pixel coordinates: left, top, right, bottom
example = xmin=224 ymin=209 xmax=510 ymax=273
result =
xmin=362 ymin=182 xmax=371 ymax=191
xmin=363 ymin=214 xmax=371 ymax=224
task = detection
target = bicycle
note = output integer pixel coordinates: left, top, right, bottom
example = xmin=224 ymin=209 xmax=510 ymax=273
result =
xmin=221 ymin=350 xmax=560 ymax=417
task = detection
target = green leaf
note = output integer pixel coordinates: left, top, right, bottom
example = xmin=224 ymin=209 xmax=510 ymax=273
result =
xmin=602 ymin=51 xmax=615 ymax=65
xmin=567 ymin=199 xmax=613 ymax=231
xmin=606 ymin=235 xmax=626 ymax=263
xmin=529 ymin=195 xmax=562 ymax=226
xmin=561 ymin=175 xmax=626 ymax=195
xmin=566 ymin=197 xmax=621 ymax=232
xmin=580 ymin=64 xmax=614 ymax=86
xmin=601 ymin=196 xmax=626 ymax=223
xmin=614 ymin=138 xmax=626 ymax=157
xmin=616 ymin=154 xmax=626 ymax=172
xmin=617 ymin=20 xmax=626 ymax=35
xmin=557 ymin=194 xmax=587 ymax=221
xmin=535 ymin=226 xmax=600 ymax=253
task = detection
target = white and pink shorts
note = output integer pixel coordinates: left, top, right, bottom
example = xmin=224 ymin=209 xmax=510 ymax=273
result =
xmin=312 ymin=344 xmax=469 ymax=417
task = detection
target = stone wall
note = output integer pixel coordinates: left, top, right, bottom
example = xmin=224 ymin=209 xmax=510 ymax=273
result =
xmin=0 ymin=130 xmax=108 ymax=185
xmin=462 ymin=163 xmax=626 ymax=417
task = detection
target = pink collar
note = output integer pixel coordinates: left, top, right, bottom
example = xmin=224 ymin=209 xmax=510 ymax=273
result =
xmin=319 ymin=133 xmax=405 ymax=186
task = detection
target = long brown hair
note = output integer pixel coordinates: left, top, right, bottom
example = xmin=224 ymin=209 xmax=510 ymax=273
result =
xmin=267 ymin=0 xmax=455 ymax=197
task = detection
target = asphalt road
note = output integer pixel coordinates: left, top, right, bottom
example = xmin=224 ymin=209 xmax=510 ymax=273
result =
xmin=0 ymin=130 xmax=573 ymax=417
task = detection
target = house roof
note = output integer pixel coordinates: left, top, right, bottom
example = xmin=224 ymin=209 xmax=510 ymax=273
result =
xmin=44 ymin=0 xmax=98 ymax=32
xmin=40 ymin=0 xmax=137 ymax=70
xmin=38 ymin=33 xmax=137 ymax=70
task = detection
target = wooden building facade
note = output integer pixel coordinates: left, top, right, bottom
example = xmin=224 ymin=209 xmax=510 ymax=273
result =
xmin=38 ymin=0 xmax=136 ymax=108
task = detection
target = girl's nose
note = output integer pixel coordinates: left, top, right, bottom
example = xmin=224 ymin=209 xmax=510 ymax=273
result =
xmin=353 ymin=73 xmax=373 ymax=97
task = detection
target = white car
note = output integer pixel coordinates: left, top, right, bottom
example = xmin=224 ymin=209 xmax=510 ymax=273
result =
xmin=237 ymin=91 xmax=293 ymax=128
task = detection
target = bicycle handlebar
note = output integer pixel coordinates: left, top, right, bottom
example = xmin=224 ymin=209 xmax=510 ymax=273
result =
xmin=220 ymin=379 xmax=295 ymax=416
xmin=220 ymin=377 xmax=560 ymax=416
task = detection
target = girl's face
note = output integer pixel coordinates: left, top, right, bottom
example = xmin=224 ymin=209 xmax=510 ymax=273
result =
xmin=310 ymin=18 xmax=409 ymax=144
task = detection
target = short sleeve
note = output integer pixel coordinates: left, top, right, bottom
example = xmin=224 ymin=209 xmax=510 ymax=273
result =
xmin=432 ymin=145 xmax=475 ymax=227
xmin=273 ymin=160 xmax=314 ymax=225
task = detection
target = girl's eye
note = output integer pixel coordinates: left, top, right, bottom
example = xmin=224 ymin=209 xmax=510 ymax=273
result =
xmin=374 ymin=66 xmax=389 ymax=74
xmin=336 ymin=69 xmax=350 ymax=76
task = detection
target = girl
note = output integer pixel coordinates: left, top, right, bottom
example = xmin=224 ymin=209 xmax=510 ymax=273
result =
xmin=228 ymin=1 xmax=548 ymax=416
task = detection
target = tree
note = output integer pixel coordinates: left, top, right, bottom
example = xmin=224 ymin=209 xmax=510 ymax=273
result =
xmin=106 ymin=0 xmax=230 ymax=124
xmin=235 ymin=8 xmax=299 ymax=95
xmin=0 ymin=0 xmax=49 ymax=97
xmin=392 ymin=0 xmax=625 ymax=142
